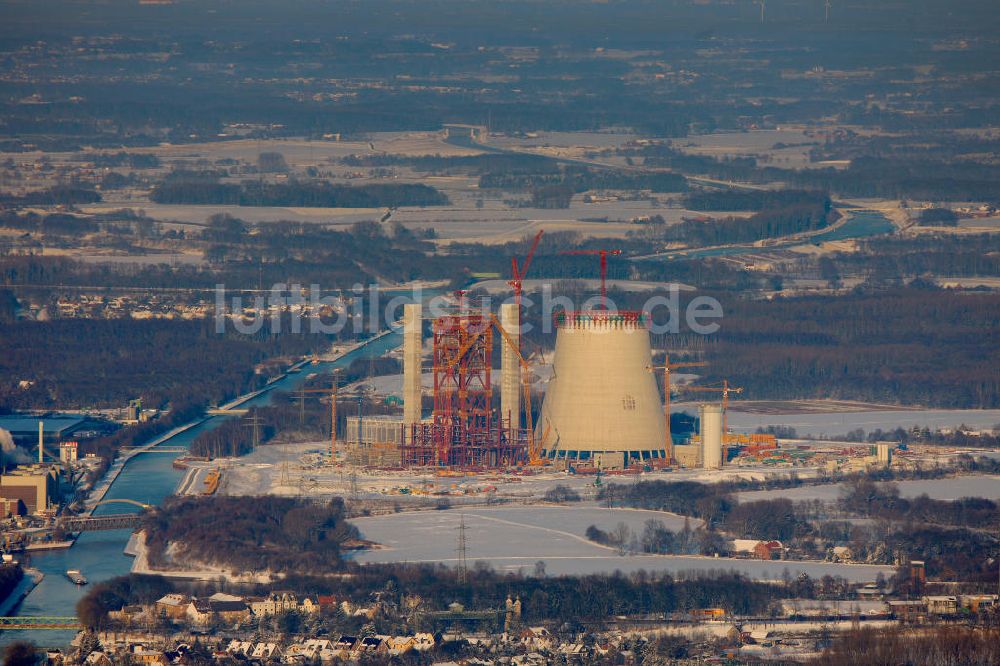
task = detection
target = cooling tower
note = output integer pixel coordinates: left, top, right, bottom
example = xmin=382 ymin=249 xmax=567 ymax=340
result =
xmin=499 ymin=302 xmax=520 ymax=430
xmin=402 ymin=303 xmax=422 ymax=430
xmin=700 ymin=403 xmax=723 ymax=469
xmin=536 ymin=311 xmax=666 ymax=463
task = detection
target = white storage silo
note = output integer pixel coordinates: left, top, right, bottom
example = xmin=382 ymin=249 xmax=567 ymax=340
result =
xmin=535 ymin=311 xmax=666 ymax=465
xmin=700 ymin=403 xmax=723 ymax=469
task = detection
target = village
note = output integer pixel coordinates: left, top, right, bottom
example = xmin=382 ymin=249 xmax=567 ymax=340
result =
xmin=58 ymin=584 xmax=999 ymax=665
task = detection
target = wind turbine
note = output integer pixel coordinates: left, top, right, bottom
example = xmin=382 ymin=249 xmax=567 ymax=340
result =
xmin=825 ymin=0 xmax=832 ymax=22
xmin=755 ymin=0 xmax=766 ymax=24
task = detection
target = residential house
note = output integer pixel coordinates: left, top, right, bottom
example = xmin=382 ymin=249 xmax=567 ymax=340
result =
xmin=291 ymin=639 xmax=332 ymax=660
xmin=520 ymin=627 xmax=554 ymax=651
xmin=856 ymin=584 xmax=887 ymax=601
xmin=412 ymin=633 xmax=435 ymax=652
xmin=831 ymin=546 xmax=852 ymax=562
xmin=558 ymin=642 xmax=587 ymax=661
xmin=355 ymin=636 xmax=386 ymax=656
xmin=154 ymin=594 xmax=190 ymax=620
xmin=131 ymin=649 xmax=168 ymax=666
xmin=385 ymin=636 xmax=416 ymax=656
xmin=731 ymin=539 xmax=761 ymax=556
xmin=250 ymin=643 xmax=280 ymax=660
xmin=753 ymin=540 xmax=783 ymax=560
xmin=333 ymin=636 xmax=357 ymax=659
xmin=211 ymin=599 xmax=251 ymax=625
xmin=83 ymin=653 xmax=112 ymax=666
xmin=186 ymin=600 xmax=215 ymax=626
xmin=299 ymin=596 xmax=321 ymax=614
xmin=108 ymin=606 xmax=146 ymax=623
xmin=249 ymin=591 xmax=299 ymax=617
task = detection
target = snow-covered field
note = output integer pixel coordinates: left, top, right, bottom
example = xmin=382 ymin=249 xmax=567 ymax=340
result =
xmin=724 ymin=408 xmax=1000 ymax=438
xmin=347 ymin=505 xmax=893 ymax=582
xmin=737 ymin=474 xmax=1000 ymax=503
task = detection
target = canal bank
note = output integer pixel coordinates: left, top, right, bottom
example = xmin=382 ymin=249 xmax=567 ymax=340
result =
xmin=0 ymin=328 xmax=404 ymax=648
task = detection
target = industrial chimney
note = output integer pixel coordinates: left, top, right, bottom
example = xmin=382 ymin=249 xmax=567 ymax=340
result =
xmin=402 ymin=303 xmax=423 ymax=435
xmin=499 ymin=302 xmax=520 ymax=430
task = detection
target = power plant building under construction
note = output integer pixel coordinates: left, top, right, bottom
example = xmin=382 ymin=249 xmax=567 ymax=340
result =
xmin=342 ymin=298 xmax=725 ymax=471
xmin=535 ymin=311 xmax=667 ymax=464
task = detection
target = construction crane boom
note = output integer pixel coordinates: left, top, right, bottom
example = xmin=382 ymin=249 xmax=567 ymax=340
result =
xmin=490 ymin=314 xmax=543 ymax=465
xmin=509 ymin=230 xmax=544 ymax=357
xmin=678 ymin=379 xmax=743 ymax=434
xmin=293 ymin=371 xmax=341 ymax=462
xmin=559 ymin=248 xmax=622 ymax=310
xmin=647 ymin=354 xmax=708 ymax=463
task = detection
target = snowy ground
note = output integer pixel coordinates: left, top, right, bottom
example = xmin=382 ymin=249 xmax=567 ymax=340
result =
xmin=724 ymin=407 xmax=1000 ymax=439
xmin=737 ymin=474 xmax=1000 ymax=504
xmin=347 ymin=505 xmax=893 ymax=582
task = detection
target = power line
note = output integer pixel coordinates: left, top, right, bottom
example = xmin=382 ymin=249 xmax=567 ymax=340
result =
xmin=457 ymin=514 xmax=469 ymax=585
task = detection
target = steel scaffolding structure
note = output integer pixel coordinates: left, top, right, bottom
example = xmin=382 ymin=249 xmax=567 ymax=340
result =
xmin=401 ymin=313 xmax=529 ymax=468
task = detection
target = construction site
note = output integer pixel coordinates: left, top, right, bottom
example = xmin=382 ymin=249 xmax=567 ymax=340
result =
xmin=296 ymin=231 xmax=785 ymax=479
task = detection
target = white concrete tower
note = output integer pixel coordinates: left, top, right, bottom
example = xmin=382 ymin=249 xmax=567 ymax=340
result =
xmin=536 ymin=312 xmax=666 ymax=463
xmin=499 ymin=302 xmax=520 ymax=430
xmin=38 ymin=421 xmax=44 ymax=464
xmin=700 ymin=403 xmax=723 ymax=469
xmin=402 ymin=303 xmax=423 ymax=434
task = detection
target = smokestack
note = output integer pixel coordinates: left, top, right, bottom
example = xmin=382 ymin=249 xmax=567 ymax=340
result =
xmin=700 ymin=404 xmax=723 ymax=469
xmin=499 ymin=302 xmax=520 ymax=430
xmin=402 ymin=303 xmax=423 ymax=435
xmin=38 ymin=420 xmax=44 ymax=464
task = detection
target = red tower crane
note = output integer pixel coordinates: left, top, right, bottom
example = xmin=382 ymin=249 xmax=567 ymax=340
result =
xmin=559 ymin=248 xmax=622 ymax=310
xmin=508 ymin=230 xmax=544 ymax=353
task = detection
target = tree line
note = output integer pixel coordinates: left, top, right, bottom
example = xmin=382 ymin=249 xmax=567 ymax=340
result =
xmin=661 ymin=193 xmax=832 ymax=246
xmin=150 ymin=177 xmax=449 ymax=208
xmin=140 ymin=496 xmax=358 ymax=577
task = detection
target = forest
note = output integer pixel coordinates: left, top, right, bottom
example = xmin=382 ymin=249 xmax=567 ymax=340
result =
xmin=150 ymin=178 xmax=449 ymax=208
xmin=814 ymin=626 xmax=1000 ymax=666
xmin=827 ymin=233 xmax=1000 ymax=279
xmin=660 ymin=193 xmax=832 ymax=246
xmin=140 ymin=496 xmax=358 ymax=576
xmin=701 ymin=289 xmax=1000 ymax=408
xmin=840 ymin=479 xmax=999 ymax=529
xmin=684 ymin=189 xmax=828 ymax=212
xmin=0 ymin=317 xmax=323 ymax=412
xmin=636 ymin=144 xmax=1000 ymax=202
xmin=518 ymin=285 xmax=999 ymax=408
xmin=599 ymin=477 xmax=1000 ymax=582
xmin=479 ymin=165 xmax=687 ymax=195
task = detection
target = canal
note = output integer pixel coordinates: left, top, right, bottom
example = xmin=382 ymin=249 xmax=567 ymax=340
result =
xmin=2 ymin=329 xmax=404 ymax=648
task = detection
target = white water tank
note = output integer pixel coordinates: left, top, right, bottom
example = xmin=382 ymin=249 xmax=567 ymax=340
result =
xmin=700 ymin=403 xmax=723 ymax=469
xmin=536 ymin=312 xmax=666 ymax=464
